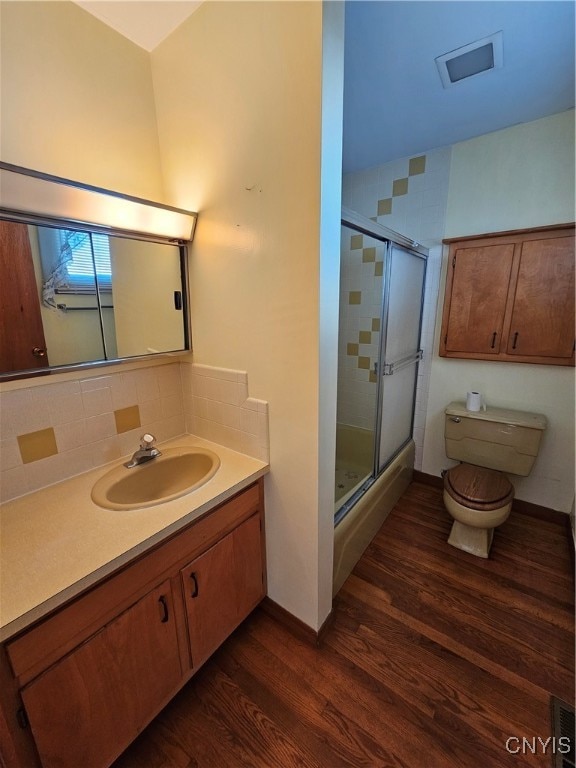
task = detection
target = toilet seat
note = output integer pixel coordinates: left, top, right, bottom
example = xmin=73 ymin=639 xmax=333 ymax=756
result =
xmin=444 ymin=463 xmax=514 ymax=511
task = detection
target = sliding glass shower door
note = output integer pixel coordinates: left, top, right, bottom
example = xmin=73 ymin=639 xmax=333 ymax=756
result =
xmin=377 ymin=244 xmax=426 ymax=471
xmin=335 ymin=210 xmax=427 ymax=520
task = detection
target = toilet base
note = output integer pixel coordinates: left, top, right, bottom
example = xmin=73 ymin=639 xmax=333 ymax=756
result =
xmin=448 ymin=519 xmax=494 ymax=558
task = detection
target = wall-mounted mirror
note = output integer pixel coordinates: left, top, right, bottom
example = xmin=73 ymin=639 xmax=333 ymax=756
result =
xmin=0 ymin=163 xmax=197 ymax=381
xmin=0 ymin=217 xmax=190 ymax=379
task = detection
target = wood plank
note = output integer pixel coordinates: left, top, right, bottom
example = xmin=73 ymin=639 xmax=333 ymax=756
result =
xmin=113 ymin=481 xmax=574 ymax=768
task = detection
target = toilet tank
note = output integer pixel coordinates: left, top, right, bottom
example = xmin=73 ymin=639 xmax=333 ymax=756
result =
xmin=444 ymin=402 xmax=547 ymax=476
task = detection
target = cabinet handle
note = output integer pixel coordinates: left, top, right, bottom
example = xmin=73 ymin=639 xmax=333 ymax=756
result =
xmin=158 ymin=595 xmax=169 ymax=623
xmin=512 ymin=332 xmax=519 ymax=350
xmin=490 ymin=332 xmax=497 ymax=349
xmin=190 ymin=572 xmax=199 ymax=598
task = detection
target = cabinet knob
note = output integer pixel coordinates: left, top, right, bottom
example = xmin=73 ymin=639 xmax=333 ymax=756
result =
xmin=32 ymin=347 xmax=47 ymax=357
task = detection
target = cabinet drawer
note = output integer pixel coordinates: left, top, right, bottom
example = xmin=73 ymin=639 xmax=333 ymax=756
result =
xmin=6 ymin=482 xmax=261 ymax=684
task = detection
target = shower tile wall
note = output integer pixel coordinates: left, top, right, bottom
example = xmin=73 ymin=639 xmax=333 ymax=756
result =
xmin=342 ymin=146 xmax=451 ymax=469
xmin=337 ymin=235 xmax=384 ymax=431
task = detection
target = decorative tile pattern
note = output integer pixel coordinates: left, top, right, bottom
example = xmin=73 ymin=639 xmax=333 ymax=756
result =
xmin=377 ymin=198 xmax=392 ymax=216
xmin=0 ymin=363 xmax=186 ymax=503
xmin=341 ymin=146 xmax=452 ymax=467
xmin=114 ymin=405 xmax=141 ymax=434
xmin=409 ymin=155 xmax=426 ymax=176
xmin=17 ymin=428 xmax=58 ymax=464
xmin=0 ymin=360 xmax=270 ymax=503
xmin=392 ymin=177 xmax=409 ymax=197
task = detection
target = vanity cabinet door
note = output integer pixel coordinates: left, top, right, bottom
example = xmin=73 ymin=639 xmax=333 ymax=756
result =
xmin=20 ymin=581 xmax=182 ymax=768
xmin=182 ymin=512 xmax=264 ymax=669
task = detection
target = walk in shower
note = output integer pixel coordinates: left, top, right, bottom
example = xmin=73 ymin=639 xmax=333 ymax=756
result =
xmin=334 ymin=208 xmax=427 ymax=592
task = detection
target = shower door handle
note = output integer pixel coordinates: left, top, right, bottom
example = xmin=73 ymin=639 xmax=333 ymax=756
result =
xmin=382 ymin=349 xmax=423 ymax=375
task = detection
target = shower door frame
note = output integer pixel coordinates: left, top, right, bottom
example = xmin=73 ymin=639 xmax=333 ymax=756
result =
xmin=336 ymin=208 xmax=428 ymax=524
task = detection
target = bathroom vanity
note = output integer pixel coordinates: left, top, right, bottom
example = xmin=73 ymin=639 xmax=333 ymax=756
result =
xmin=0 ymin=437 xmax=268 ymax=768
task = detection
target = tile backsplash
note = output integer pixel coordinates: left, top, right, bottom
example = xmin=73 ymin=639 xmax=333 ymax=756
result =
xmin=0 ymin=361 xmax=269 ymax=503
xmin=181 ymin=362 xmax=269 ymax=464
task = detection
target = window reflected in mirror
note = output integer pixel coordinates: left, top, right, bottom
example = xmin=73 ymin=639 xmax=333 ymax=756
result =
xmin=0 ymin=218 xmax=189 ymax=378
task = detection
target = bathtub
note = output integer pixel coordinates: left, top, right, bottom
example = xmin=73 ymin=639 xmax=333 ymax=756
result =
xmin=333 ymin=439 xmax=414 ymax=596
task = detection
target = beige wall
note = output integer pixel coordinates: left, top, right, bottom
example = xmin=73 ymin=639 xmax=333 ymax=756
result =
xmin=423 ymin=111 xmax=575 ymax=512
xmin=0 ymin=0 xmax=342 ymax=631
xmin=151 ymin=1 xmax=343 ymax=630
xmin=0 ymin=1 xmax=164 ymax=199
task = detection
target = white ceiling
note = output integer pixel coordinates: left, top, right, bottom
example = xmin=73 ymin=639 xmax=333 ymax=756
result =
xmin=75 ymin=1 xmax=575 ymax=175
xmin=75 ymin=1 xmax=201 ymax=52
xmin=343 ymin=1 xmax=575 ymax=172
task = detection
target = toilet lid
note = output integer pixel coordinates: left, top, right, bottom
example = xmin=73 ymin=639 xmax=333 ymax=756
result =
xmin=444 ymin=463 xmax=514 ymax=508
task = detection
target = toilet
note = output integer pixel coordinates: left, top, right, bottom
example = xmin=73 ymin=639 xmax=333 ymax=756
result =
xmin=442 ymin=402 xmax=547 ymax=558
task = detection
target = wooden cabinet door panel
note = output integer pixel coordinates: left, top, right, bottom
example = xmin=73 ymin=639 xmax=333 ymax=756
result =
xmin=444 ymin=243 xmax=514 ymax=353
xmin=21 ymin=581 xmax=182 ymax=768
xmin=182 ymin=513 xmax=264 ymax=670
xmin=507 ymin=236 xmax=575 ymax=358
xmin=0 ymin=221 xmax=48 ymax=371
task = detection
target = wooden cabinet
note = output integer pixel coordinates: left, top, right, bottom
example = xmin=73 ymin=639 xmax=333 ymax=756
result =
xmin=21 ymin=582 xmax=182 ymax=768
xmin=439 ymin=225 xmax=575 ymax=365
xmin=182 ymin=513 xmax=264 ymax=669
xmin=0 ymin=480 xmax=266 ymax=768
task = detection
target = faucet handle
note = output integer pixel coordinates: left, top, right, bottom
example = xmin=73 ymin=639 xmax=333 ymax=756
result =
xmin=140 ymin=433 xmax=156 ymax=449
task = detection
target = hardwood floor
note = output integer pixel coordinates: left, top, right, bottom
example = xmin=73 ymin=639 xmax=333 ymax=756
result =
xmin=113 ymin=482 xmax=574 ymax=768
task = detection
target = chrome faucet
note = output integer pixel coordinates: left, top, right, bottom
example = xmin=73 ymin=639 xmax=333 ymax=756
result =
xmin=124 ymin=433 xmax=162 ymax=468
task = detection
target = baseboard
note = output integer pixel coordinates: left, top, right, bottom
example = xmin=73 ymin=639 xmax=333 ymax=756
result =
xmin=412 ymin=470 xmax=443 ymax=489
xmin=412 ymin=470 xmax=570 ymax=526
xmin=259 ymin=597 xmax=334 ymax=647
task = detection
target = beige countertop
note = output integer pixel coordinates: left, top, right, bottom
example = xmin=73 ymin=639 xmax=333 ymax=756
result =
xmin=0 ymin=435 xmax=269 ymax=642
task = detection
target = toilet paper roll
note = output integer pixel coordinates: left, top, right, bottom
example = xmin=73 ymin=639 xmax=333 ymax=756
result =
xmin=466 ymin=391 xmax=484 ymax=411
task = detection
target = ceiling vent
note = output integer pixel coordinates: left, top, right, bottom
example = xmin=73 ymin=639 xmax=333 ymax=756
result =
xmin=435 ymin=31 xmax=503 ymax=88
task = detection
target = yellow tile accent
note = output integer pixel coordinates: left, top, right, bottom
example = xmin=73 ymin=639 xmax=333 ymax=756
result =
xmin=349 ymin=291 xmax=362 ymax=305
xmin=369 ymin=371 xmax=378 ymax=384
xmin=347 ymin=343 xmax=359 ymax=356
xmin=392 ymin=178 xmax=409 ymax=196
xmin=362 ymin=247 xmax=376 ymax=263
xmin=18 ymin=428 xmax=58 ymax=464
xmin=357 ymin=356 xmax=371 ymax=370
xmin=377 ymin=198 xmax=392 ymax=216
xmin=409 ymin=155 xmax=426 ymax=175
xmin=114 ymin=405 xmax=141 ymax=434
xmin=350 ymin=234 xmax=363 ymax=250
xmin=372 ymin=318 xmax=381 ymax=332
xmin=358 ymin=330 xmax=371 ymax=344
xmin=374 ymin=261 xmax=384 ymax=277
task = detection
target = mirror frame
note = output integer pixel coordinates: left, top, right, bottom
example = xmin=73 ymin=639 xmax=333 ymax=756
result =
xmin=0 ymin=163 xmax=197 ymax=381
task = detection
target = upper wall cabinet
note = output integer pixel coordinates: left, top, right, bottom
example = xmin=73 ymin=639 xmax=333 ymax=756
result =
xmin=439 ymin=224 xmax=575 ymax=366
